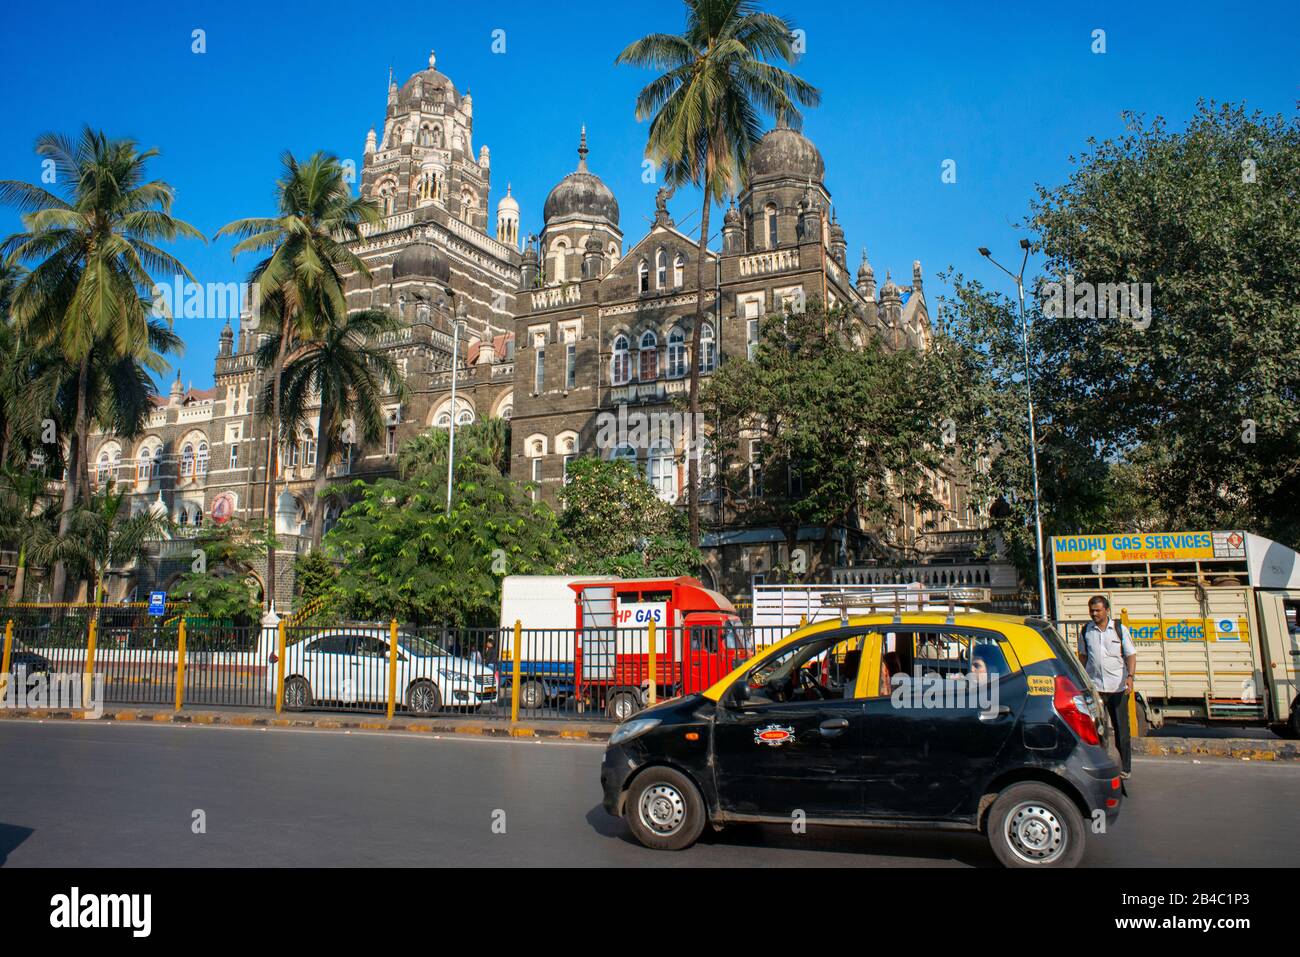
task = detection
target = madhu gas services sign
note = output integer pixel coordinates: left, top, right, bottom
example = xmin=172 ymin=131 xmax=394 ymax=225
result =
xmin=1051 ymin=531 xmax=1247 ymax=565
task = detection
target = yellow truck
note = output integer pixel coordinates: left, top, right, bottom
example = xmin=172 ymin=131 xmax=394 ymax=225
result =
xmin=1051 ymin=531 xmax=1300 ymax=738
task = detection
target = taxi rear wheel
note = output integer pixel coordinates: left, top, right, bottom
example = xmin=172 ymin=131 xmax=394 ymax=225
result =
xmin=625 ymin=767 xmax=706 ymax=851
xmin=987 ymin=783 xmax=1086 ymax=868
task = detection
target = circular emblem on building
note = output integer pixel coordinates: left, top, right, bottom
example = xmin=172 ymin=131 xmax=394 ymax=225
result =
xmin=211 ymin=492 xmax=236 ymax=524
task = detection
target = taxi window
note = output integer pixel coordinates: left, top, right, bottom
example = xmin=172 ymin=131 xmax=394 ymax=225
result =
xmin=742 ymin=632 xmax=865 ymax=705
xmin=867 ymin=628 xmax=1014 ymax=697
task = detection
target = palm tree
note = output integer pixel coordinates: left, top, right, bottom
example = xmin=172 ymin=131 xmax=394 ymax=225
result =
xmin=616 ymin=0 xmax=819 ymax=546
xmin=0 ymin=128 xmax=201 ymax=599
xmin=29 ymin=480 xmax=172 ymax=605
xmin=269 ymin=307 xmax=403 ymax=547
xmin=216 ymin=152 xmax=380 ymax=609
xmin=0 ymin=467 xmax=57 ymax=603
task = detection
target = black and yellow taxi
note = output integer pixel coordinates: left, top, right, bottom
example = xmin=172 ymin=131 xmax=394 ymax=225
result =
xmin=600 ymin=603 xmax=1123 ymax=867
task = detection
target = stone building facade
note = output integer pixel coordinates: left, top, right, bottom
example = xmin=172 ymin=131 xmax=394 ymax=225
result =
xmin=80 ymin=50 xmax=985 ymax=606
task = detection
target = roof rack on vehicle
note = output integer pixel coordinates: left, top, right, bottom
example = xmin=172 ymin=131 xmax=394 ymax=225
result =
xmin=819 ymin=585 xmax=993 ymax=623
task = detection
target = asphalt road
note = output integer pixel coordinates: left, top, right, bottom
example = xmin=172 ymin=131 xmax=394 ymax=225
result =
xmin=1 ymin=720 xmax=1296 ymax=867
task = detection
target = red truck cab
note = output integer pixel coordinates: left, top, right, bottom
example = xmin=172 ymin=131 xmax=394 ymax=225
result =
xmin=569 ymin=576 xmax=751 ymax=721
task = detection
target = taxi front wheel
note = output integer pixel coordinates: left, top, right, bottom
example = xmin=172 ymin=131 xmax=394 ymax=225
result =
xmin=625 ymin=767 xmax=706 ymax=851
xmin=987 ymin=782 xmax=1086 ymax=868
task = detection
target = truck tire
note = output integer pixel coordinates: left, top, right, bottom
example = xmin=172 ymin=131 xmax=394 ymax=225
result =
xmin=986 ymin=782 xmax=1086 ymax=868
xmin=519 ymin=680 xmax=546 ymax=711
xmin=625 ymin=766 xmax=706 ymax=851
xmin=607 ymin=691 xmax=639 ymax=722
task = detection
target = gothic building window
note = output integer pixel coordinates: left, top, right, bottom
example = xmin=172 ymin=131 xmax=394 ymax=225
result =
xmin=610 ymin=445 xmax=636 ymax=467
xmin=565 ymin=340 xmax=576 ymax=389
xmin=552 ymin=239 xmax=569 ymax=283
xmin=667 ymin=327 xmax=687 ymax=378
xmin=611 ymin=334 xmax=630 ymax=385
xmin=638 ymin=260 xmax=649 ymax=293
xmin=639 ymin=330 xmax=658 ymax=381
xmin=302 ymin=430 xmax=316 ymax=468
xmin=433 ymin=126 xmax=443 ymax=148
xmin=137 ymin=447 xmax=152 ymax=482
xmin=181 ymin=443 xmax=195 ymax=479
xmin=673 ymin=253 xmax=685 ymax=288
xmin=648 ymin=442 xmax=676 ymax=501
xmin=656 ymin=248 xmax=667 ymax=289
xmin=419 ymin=125 xmax=432 ymax=146
xmin=196 ymin=442 xmax=209 ymax=476
xmin=699 ymin=322 xmax=716 ymax=373
xmin=97 ymin=453 xmax=110 ymax=485
xmin=765 ymin=203 xmax=778 ymax=249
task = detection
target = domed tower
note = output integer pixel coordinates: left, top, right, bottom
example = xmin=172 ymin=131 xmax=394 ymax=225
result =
xmin=739 ymin=112 xmax=828 ymax=250
xmin=540 ymin=127 xmax=622 ymax=285
xmin=496 ymin=183 xmax=520 ymax=249
xmin=387 ymin=230 xmax=454 ymax=330
xmin=359 ymin=50 xmax=491 ymax=233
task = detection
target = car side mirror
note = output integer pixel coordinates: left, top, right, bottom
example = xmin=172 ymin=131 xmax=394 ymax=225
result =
xmin=727 ymin=681 xmax=750 ymax=708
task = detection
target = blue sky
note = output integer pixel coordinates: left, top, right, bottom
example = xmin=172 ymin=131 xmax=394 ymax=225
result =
xmin=2 ymin=0 xmax=1296 ymax=390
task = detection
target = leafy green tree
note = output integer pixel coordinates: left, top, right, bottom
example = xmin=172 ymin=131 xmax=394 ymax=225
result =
xmin=0 ymin=467 xmax=58 ymax=603
xmin=702 ymin=300 xmax=953 ymax=578
xmin=944 ymin=101 xmax=1300 ymax=559
xmin=1 ymin=128 xmax=200 ymax=599
xmin=292 ymin=551 xmax=339 ymax=619
xmin=29 ymin=481 xmax=172 ymax=605
xmin=617 ymin=0 xmax=820 ymax=547
xmin=216 ymin=152 xmax=381 ymax=603
xmin=557 ymin=456 xmax=702 ymax=577
xmin=323 ymin=423 xmax=564 ymax=626
xmin=167 ymin=521 xmax=267 ymax=625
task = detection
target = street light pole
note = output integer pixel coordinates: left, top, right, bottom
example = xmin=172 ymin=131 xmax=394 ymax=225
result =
xmin=446 ymin=314 xmax=465 ymax=516
xmin=979 ymin=240 xmax=1050 ymax=619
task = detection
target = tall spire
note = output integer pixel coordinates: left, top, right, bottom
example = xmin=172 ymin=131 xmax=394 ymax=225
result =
xmin=577 ymin=125 xmax=589 ymax=172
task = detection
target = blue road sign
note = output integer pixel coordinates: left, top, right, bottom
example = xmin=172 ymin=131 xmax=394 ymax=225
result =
xmin=148 ymin=591 xmax=167 ymax=617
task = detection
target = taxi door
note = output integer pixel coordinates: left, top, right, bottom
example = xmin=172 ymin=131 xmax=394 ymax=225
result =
xmin=711 ymin=631 xmax=866 ymax=821
xmin=861 ymin=626 xmax=1026 ymax=820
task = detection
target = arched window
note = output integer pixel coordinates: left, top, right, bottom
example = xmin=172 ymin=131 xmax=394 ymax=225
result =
xmin=648 ymin=442 xmax=676 ymax=502
xmin=419 ymin=125 xmax=432 ymax=146
xmin=302 ymin=430 xmax=316 ymax=468
xmin=552 ymin=239 xmax=568 ymax=283
xmin=288 ymin=438 xmax=300 ymax=469
xmin=699 ymin=322 xmax=717 ymax=373
xmin=639 ymin=330 xmax=658 ymax=381
xmin=456 ymin=408 xmax=474 ymax=426
xmin=432 ymin=126 xmax=444 ymax=148
xmin=638 ymin=260 xmax=649 ymax=293
xmin=673 ymin=253 xmax=685 ymax=288
xmin=178 ymin=508 xmax=188 ymax=527
xmin=137 ymin=447 xmax=152 ymax=482
xmin=435 ymin=411 xmax=451 ymax=428
xmin=181 ymin=444 xmax=195 ymax=479
xmin=111 ymin=450 xmax=122 ymax=481
xmin=193 ymin=505 xmax=203 ymax=527
xmin=765 ymin=203 xmax=778 ymax=249
xmin=610 ymin=445 xmax=637 ymax=467
xmin=499 ymin=403 xmax=513 ymax=421
xmin=667 ymin=327 xmax=687 ymax=378
xmin=196 ymin=442 xmax=209 ymax=476
xmin=656 ymin=248 xmax=667 ymax=288
xmin=611 ymin=334 xmax=630 ymax=385
xmin=97 ymin=453 xmax=110 ymax=485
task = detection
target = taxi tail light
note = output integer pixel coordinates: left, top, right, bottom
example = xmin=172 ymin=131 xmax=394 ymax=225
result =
xmin=1053 ymin=675 xmax=1100 ymax=745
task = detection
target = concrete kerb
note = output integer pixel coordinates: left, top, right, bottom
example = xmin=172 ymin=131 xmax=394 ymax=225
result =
xmin=3 ymin=707 xmax=1298 ymax=758
xmin=0 ymin=705 xmax=614 ymax=741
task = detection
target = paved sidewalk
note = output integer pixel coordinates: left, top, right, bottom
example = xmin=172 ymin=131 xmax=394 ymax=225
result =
xmin=2 ymin=705 xmax=1299 ymax=759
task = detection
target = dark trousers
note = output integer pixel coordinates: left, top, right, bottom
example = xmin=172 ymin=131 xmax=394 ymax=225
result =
xmin=1103 ymin=691 xmax=1132 ymax=773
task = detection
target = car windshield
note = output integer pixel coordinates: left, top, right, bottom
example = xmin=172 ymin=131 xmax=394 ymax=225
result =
xmin=397 ymin=634 xmax=451 ymax=657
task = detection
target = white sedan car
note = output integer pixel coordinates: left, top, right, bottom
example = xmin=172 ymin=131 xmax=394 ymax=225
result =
xmin=268 ymin=628 xmax=497 ymax=714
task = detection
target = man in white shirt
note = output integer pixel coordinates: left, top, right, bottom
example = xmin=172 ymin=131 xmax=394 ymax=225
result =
xmin=1078 ymin=595 xmax=1137 ymax=777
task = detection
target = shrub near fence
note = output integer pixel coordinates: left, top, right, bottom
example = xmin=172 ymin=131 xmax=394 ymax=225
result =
xmin=2 ymin=612 xmax=805 ymax=723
